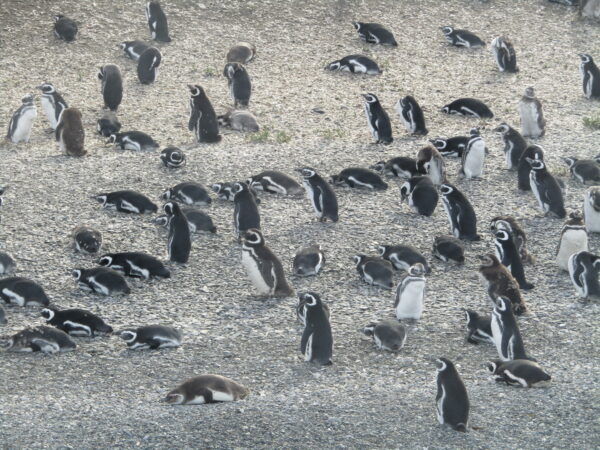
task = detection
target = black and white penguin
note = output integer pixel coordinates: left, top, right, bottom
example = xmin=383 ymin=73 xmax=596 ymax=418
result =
xmin=293 ymin=244 xmax=325 ymax=277
xmin=416 ymin=145 xmax=446 ymax=185
xmin=188 ymin=84 xmax=221 ymax=143
xmin=217 ymin=109 xmax=259 ymax=132
xmin=247 ymin=171 xmax=304 ymax=196
xmin=223 ymin=63 xmax=251 ymax=107
xmin=95 ymin=190 xmax=157 ymax=214
xmin=362 ymin=93 xmax=393 ymax=144
xmin=568 ymin=250 xmax=600 ymax=299
xmin=517 ymin=144 xmax=544 ymax=192
xmin=72 ymin=225 xmax=102 ymax=254
xmin=119 ymin=40 xmax=150 ymax=60
xmin=298 ymin=167 xmax=339 ymax=222
xmin=479 ymin=254 xmax=527 ymax=315
xmin=299 ymin=292 xmax=333 ymax=365
xmin=442 ymin=98 xmax=493 ymax=118
xmin=97 ymin=111 xmax=121 ymax=137
xmin=98 ymin=64 xmax=123 ymax=111
xmin=241 ymin=229 xmax=294 ymax=297
xmin=460 ymin=134 xmax=486 ymax=179
xmin=165 ymin=375 xmax=249 ymax=404
xmin=353 ymin=255 xmax=394 ymax=289
xmin=378 ymin=245 xmax=430 ymax=273
xmin=581 ymin=0 xmax=600 ymax=18
xmin=352 ymin=22 xmax=397 ymax=46
xmin=527 ymin=158 xmax=566 ymax=218
xmin=395 ymin=95 xmax=428 ymax=135
xmin=41 ymin=307 xmax=113 ymax=337
xmin=164 ymin=201 xmax=191 ymax=264
xmin=137 ymin=47 xmax=162 ymax=84
xmin=494 ymin=123 xmax=527 ymax=170
xmin=494 ymin=229 xmax=534 ymax=289
xmin=491 ymin=36 xmax=518 ymax=72
xmin=556 ymin=212 xmax=588 ymax=271
xmin=162 ymin=182 xmax=212 ymax=206
xmin=98 ymin=252 xmax=170 ymax=279
xmin=371 ymin=157 xmax=419 ymax=179
xmin=562 ymin=157 xmax=600 ymax=184
xmin=441 ymin=26 xmax=484 ymax=48
xmin=491 ymin=296 xmax=529 ymax=361
xmin=56 ymin=107 xmax=85 ymax=156
xmin=490 ymin=216 xmax=534 ymax=264
xmin=330 ymin=167 xmax=388 ymax=190
xmin=120 ymin=325 xmax=181 ymax=350
xmin=325 ymin=55 xmax=381 ymax=75
xmin=0 ymin=277 xmax=50 ymax=306
xmin=429 ymin=136 xmax=468 ymax=158
xmin=160 ymin=147 xmax=186 ymax=169
xmin=0 ymin=306 xmax=6 ymax=325
xmin=464 ymin=310 xmax=493 ymax=344
xmin=440 ymin=183 xmax=480 ymax=241
xmin=579 ymin=53 xmax=600 ymax=99
xmin=435 ymin=358 xmax=470 ymax=433
xmin=3 ymin=326 xmax=76 ymax=354
xmin=72 ymin=268 xmax=131 ymax=296
xmin=400 ymin=176 xmax=438 ymax=217
xmin=226 ymin=42 xmax=256 ymax=64
xmin=487 ymin=359 xmax=551 ymax=388
xmin=145 ymin=1 xmax=171 ymax=42
xmin=37 ymin=83 xmax=68 ymax=130
xmin=0 ymin=252 xmax=16 ymax=274
xmin=363 ymin=320 xmax=406 ymax=351
xmin=54 ymin=15 xmax=78 ymax=41
xmin=584 ymin=187 xmax=600 ymax=233
xmin=6 ymin=94 xmax=37 ymax=144
xmin=153 ymin=208 xmax=217 ymax=234
xmin=108 ymin=131 xmax=159 ymax=151
xmin=233 ymin=182 xmax=261 ymax=237
xmin=211 ymin=182 xmax=235 ymax=201
xmin=394 ymin=263 xmax=427 ymax=320
xmin=433 ymin=235 xmax=465 ymax=264
xmin=518 ymin=87 xmax=545 ymax=138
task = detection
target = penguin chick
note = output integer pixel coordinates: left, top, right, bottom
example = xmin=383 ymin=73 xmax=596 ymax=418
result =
xmin=226 ymin=42 xmax=256 ymax=64
xmin=363 ymin=320 xmax=406 ymax=351
xmin=432 ymin=235 xmax=465 ymax=264
xmin=56 ymin=108 xmax=85 ymax=156
xmin=478 ymin=254 xmax=527 ymax=315
xmin=293 ymin=244 xmax=325 ymax=277
xmin=217 ymin=110 xmax=259 ymax=132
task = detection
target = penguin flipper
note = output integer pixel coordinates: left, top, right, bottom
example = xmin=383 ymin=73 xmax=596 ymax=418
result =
xmin=300 ymin=327 xmax=312 ymax=355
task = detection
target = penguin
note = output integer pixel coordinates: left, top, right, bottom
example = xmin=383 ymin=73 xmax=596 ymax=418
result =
xmin=433 ymin=235 xmax=465 ymax=264
xmin=0 ymin=252 xmax=16 ymax=274
xmin=581 ymin=0 xmax=600 ymax=18
xmin=41 ymin=307 xmax=113 ymax=337
xmin=72 ymin=268 xmax=131 ymax=296
xmin=0 ymin=305 xmax=6 ymax=325
xmin=517 ymin=144 xmax=544 ymax=192
xmin=145 ymin=1 xmax=171 ymax=42
xmin=226 ymin=42 xmax=256 ymax=64
xmin=395 ymin=95 xmax=428 ymax=135
xmin=299 ymin=292 xmax=333 ymax=365
xmin=478 ymin=254 xmax=527 ymax=315
xmin=108 ymin=131 xmax=159 ymax=151
xmin=439 ymin=183 xmax=480 ymax=241
xmin=394 ymin=263 xmax=427 ymax=320
xmin=584 ymin=187 xmax=600 ymax=232
xmin=494 ymin=229 xmax=535 ymax=289
xmin=241 ymin=229 xmax=294 ymax=297
xmin=556 ymin=212 xmax=588 ymax=271
xmin=119 ymin=40 xmax=150 ymax=60
xmin=464 ymin=310 xmax=493 ymax=344
xmin=293 ymin=244 xmax=325 ymax=277
xmin=487 ymin=359 xmax=551 ymax=388
xmin=247 ymin=171 xmax=304 ymax=196
xmin=518 ymin=87 xmax=545 ymax=138
xmin=325 ymin=55 xmax=381 ymax=75
xmin=378 ymin=245 xmax=431 ymax=273
xmin=491 ymin=36 xmax=518 ymax=72
xmin=0 ymin=277 xmax=50 ymax=306
xmin=429 ymin=135 xmax=469 ymax=158
xmin=160 ymin=147 xmax=186 ymax=169
xmin=441 ymin=26 xmax=484 ymax=48
xmin=137 ymin=47 xmax=162 ymax=84
xmin=95 ymin=190 xmax=157 ymax=214
xmin=98 ymin=64 xmax=123 ymax=111
xmin=460 ymin=134 xmax=486 ymax=179
xmin=296 ymin=292 xmax=331 ymax=325
xmin=162 ymin=182 xmax=212 ymax=206
xmin=37 ymin=83 xmax=68 ymax=130
xmin=562 ymin=157 xmax=600 ymax=184
xmin=54 ymin=15 xmax=78 ymax=42
xmin=120 ymin=325 xmax=181 ymax=350
xmin=353 ymin=255 xmax=394 ymax=289
xmin=362 ymin=93 xmax=393 ymax=144
xmin=165 ymin=375 xmax=249 ymax=405
xmin=494 ymin=123 xmax=527 ymax=170
xmin=298 ymin=167 xmax=339 ymax=222
xmin=330 ymin=168 xmax=388 ymax=190
xmin=371 ymin=157 xmax=419 ymax=179
xmin=400 ymin=176 xmax=438 ymax=217
xmin=218 ymin=110 xmax=259 ymax=132
xmin=3 ymin=326 xmax=76 ymax=354
xmin=490 ymin=216 xmax=533 ymax=264
xmin=491 ymin=296 xmax=529 ymax=361
xmin=351 ymin=22 xmax=397 ymax=46
xmin=97 ymin=111 xmax=121 ymax=137
xmin=233 ymin=182 xmax=261 ymax=238
xmin=211 ymin=182 xmax=235 ymax=201
xmin=188 ymin=84 xmax=221 ymax=143
xmin=442 ymin=98 xmax=493 ymax=118
xmin=6 ymin=94 xmax=37 ymax=144
xmin=55 ymin=107 xmax=85 ymax=156
xmin=435 ymin=358 xmax=470 ymax=433
xmin=72 ymin=225 xmax=102 ymax=254
xmin=568 ymin=250 xmax=600 ymax=299
xmin=153 ymin=208 xmax=217 ymax=234
xmin=527 ymin=157 xmax=566 ymax=218
xmin=363 ymin=320 xmax=406 ymax=351
xmin=416 ymin=145 xmax=446 ymax=185
xmin=164 ymin=201 xmax=191 ymax=264
xmin=223 ymin=63 xmax=251 ymax=107
xmin=579 ymin=53 xmax=600 ymax=99
xmin=98 ymin=252 xmax=171 ymax=279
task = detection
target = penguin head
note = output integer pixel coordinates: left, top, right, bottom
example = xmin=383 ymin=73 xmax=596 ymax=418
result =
xmin=525 ymin=157 xmax=545 ymax=171
xmin=54 ymin=15 xmax=64 ymax=22
xmin=490 ymin=218 xmax=511 ymax=233
xmin=119 ymin=330 xmax=137 ymax=343
xmin=223 ymin=63 xmax=239 ymax=79
xmin=242 ymin=228 xmax=264 ymax=246
xmin=464 ymin=310 xmax=477 ymax=325
xmin=363 ymin=323 xmax=376 ymax=337
xmin=71 ymin=269 xmax=83 ymax=281
xmin=325 ymin=61 xmax=341 ymax=71
xmin=163 ymin=201 xmax=180 ymax=216
xmin=376 ymin=245 xmax=388 ymax=257
xmin=486 ymin=360 xmax=502 ymax=374
xmin=36 ymin=83 xmax=55 ymax=94
xmin=119 ymin=42 xmax=127 ymax=51
xmin=97 ymin=66 xmax=105 ymax=80
xmin=298 ymin=291 xmax=321 ymax=307
xmin=165 ymin=148 xmax=184 ymax=163
xmin=439 ymin=183 xmax=454 ymax=196
xmin=298 ymin=168 xmax=316 ymax=179
xmin=523 ymin=87 xmax=536 ymax=98
xmin=352 ymin=254 xmax=366 ymax=266
xmin=351 ymin=21 xmax=361 ymax=31
xmin=21 ymin=94 xmax=35 ymax=105
xmin=441 ymin=105 xmax=450 ymax=114
xmin=98 ymin=255 xmax=113 ymax=267
xmin=107 ymin=134 xmax=119 ymax=144
xmin=435 ymin=357 xmax=451 ymax=372
xmin=579 ymin=53 xmax=593 ymax=64
xmin=165 ymin=391 xmax=185 ymax=405
xmin=232 ymin=181 xmax=249 ymax=195
xmin=40 ymin=308 xmax=55 ymax=322
xmin=95 ymin=194 xmax=108 ymax=206
xmin=399 ymin=180 xmax=412 ymax=201
xmin=152 ymin=215 xmax=170 ymax=228
xmin=469 ymin=127 xmax=481 ymax=137
xmin=429 ymin=138 xmax=446 ymax=150
xmin=362 ymin=93 xmax=378 ymax=104
xmin=494 ymin=229 xmax=511 ymax=242
xmin=370 ymin=161 xmax=385 ymax=172
xmin=408 ymin=263 xmax=425 ymax=277
xmin=561 ymin=157 xmax=577 ymax=169
xmin=160 ymin=188 xmax=173 ymax=200
xmin=188 ymin=84 xmax=204 ymax=98
xmin=440 ymin=26 xmax=454 ymax=35
xmin=493 ymin=123 xmax=510 ymax=135
xmin=478 ymin=254 xmax=499 ymax=267
xmin=493 ymin=296 xmax=511 ymax=311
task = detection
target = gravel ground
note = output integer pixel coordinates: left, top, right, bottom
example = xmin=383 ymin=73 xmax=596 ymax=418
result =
xmin=1 ymin=0 xmax=600 ymax=448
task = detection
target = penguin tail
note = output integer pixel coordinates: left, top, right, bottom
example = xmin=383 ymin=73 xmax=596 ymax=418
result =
xmin=455 ymin=424 xmax=468 ymax=433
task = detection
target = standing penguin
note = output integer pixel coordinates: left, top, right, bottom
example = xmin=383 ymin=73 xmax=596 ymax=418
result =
xmin=394 ymin=263 xmax=427 ymax=320
xmin=145 ymin=1 xmax=171 ymax=42
xmin=400 ymin=176 xmax=438 ymax=217
xmin=490 ymin=216 xmax=534 ymax=264
xmin=6 ymin=94 xmax=36 ymax=144
xmin=460 ymin=134 xmax=486 ymax=179
xmin=98 ymin=64 xmax=123 ymax=111
xmin=491 ymin=36 xmax=518 ymax=72
xmin=55 ymin=107 xmax=85 ymax=156
xmin=137 ymin=47 xmax=162 ymax=84
xmin=494 ymin=123 xmax=527 ymax=170
xmin=441 ymin=26 xmax=484 ymax=48
xmin=352 ymin=22 xmax=397 ymax=46
xmin=233 ymin=182 xmax=261 ymax=238
xmin=54 ymin=15 xmax=78 ymax=41
xmin=491 ymin=296 xmax=529 ymax=361
xmin=568 ymin=250 xmax=600 ymax=299
xmin=440 ymin=183 xmax=480 ymax=241
xmin=298 ymin=167 xmax=338 ymax=222
xmin=416 ymin=145 xmax=446 ymax=186
xmin=37 ymin=83 xmax=68 ymax=131
xmin=299 ymin=292 xmax=333 ymax=365
xmin=223 ymin=63 xmax=251 ymax=107
xmin=579 ymin=54 xmax=600 ymax=99
xmin=435 ymin=358 xmax=470 ymax=433
xmin=353 ymin=255 xmax=394 ymax=289
xmin=519 ymin=87 xmax=545 ymax=138
xmin=494 ymin=229 xmax=534 ymax=289
xmin=188 ymin=84 xmax=221 ymax=143
xmin=395 ymin=95 xmax=428 ymax=135
xmin=362 ymin=93 xmax=393 ymax=144
xmin=527 ymin=158 xmax=566 ymax=218
xmin=478 ymin=254 xmax=527 ymax=315
xmin=517 ymin=144 xmax=544 ymax=192
xmin=164 ymin=201 xmax=191 ymax=263
xmin=556 ymin=212 xmax=588 ymax=271
xmin=584 ymin=187 xmax=600 ymax=232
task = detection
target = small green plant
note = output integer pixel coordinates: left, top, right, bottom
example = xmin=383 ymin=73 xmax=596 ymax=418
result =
xmin=321 ymin=128 xmax=345 ymax=140
xmin=203 ymin=67 xmax=217 ymax=78
xmin=248 ymin=127 xmax=270 ymax=143
xmin=583 ymin=116 xmax=600 ymax=130
xmin=275 ymin=130 xmax=291 ymax=144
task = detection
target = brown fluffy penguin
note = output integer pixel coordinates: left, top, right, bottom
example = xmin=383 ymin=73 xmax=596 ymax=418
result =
xmin=478 ymin=254 xmax=527 ymax=315
xmin=56 ymin=107 xmax=85 ymax=156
